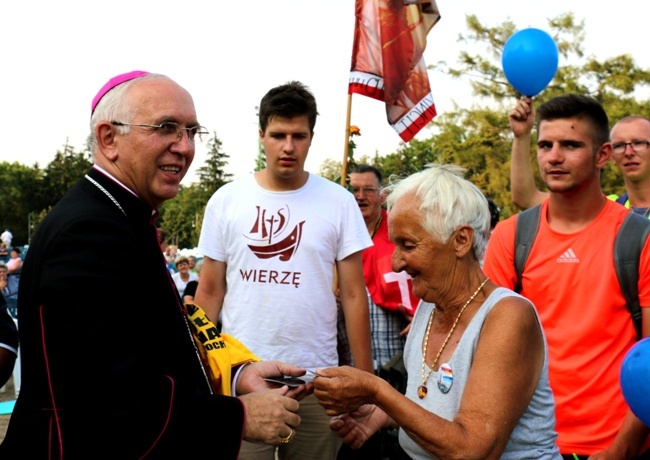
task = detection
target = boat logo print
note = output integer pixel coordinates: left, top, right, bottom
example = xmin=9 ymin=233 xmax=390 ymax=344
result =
xmin=245 ymin=205 xmax=304 ymax=261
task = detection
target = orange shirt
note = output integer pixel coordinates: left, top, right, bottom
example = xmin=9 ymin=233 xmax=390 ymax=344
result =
xmin=483 ymin=199 xmax=650 ymax=455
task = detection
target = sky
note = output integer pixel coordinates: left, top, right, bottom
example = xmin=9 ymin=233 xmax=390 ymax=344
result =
xmin=1 ymin=1 xmax=648 ymax=186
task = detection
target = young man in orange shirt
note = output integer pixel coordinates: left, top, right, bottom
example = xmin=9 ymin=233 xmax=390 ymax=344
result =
xmin=509 ymin=97 xmax=650 ymax=216
xmin=483 ymin=94 xmax=650 ymax=459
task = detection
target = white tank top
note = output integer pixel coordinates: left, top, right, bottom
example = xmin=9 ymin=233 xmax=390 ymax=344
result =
xmin=399 ymin=287 xmax=561 ymax=459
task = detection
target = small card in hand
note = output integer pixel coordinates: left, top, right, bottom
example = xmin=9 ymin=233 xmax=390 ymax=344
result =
xmin=264 ymin=376 xmax=307 ymax=387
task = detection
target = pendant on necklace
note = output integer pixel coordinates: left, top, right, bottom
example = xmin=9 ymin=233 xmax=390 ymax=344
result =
xmin=437 ymin=363 xmax=453 ymax=394
xmin=417 ymin=385 xmax=428 ymax=399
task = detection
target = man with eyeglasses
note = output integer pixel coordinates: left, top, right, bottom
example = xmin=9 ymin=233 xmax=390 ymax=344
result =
xmin=337 ymin=164 xmax=420 ymax=460
xmin=0 ymin=71 xmax=306 ymax=459
xmin=509 ymin=97 xmax=650 ymax=217
xmin=608 ymin=116 xmax=650 ymax=214
xmin=484 ymin=94 xmax=650 ymax=459
xmin=345 ymin=165 xmax=420 ymax=371
xmin=195 ymin=81 xmax=373 ymax=460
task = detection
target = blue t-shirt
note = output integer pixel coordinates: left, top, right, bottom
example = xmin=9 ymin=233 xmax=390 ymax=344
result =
xmin=611 ymin=193 xmax=649 ymax=218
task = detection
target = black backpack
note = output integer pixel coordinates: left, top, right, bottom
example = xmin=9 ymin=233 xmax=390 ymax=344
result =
xmin=514 ymin=204 xmax=650 ymax=339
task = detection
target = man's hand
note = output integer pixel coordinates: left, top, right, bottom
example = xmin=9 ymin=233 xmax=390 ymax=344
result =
xmin=239 ymin=388 xmax=301 ymax=445
xmin=508 ymin=95 xmax=548 ymax=209
xmin=509 ymin=96 xmax=535 ymax=138
xmin=237 ymin=360 xmax=314 ymax=400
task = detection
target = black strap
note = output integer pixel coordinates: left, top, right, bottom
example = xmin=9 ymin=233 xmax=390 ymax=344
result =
xmin=514 ymin=205 xmax=541 ymax=294
xmin=514 ymin=204 xmax=649 ymax=339
xmin=614 ymin=211 xmax=650 ymax=339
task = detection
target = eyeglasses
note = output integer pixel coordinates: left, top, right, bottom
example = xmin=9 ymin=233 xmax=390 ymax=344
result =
xmin=351 ymin=186 xmax=380 ymax=196
xmin=612 ymin=140 xmax=650 ymax=155
xmin=111 ymin=121 xmax=209 ymax=144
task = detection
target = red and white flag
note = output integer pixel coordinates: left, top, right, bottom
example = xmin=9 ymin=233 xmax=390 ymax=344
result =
xmin=349 ymin=0 xmax=440 ymax=142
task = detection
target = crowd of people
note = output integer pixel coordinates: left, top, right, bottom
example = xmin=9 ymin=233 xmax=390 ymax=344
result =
xmin=0 ymin=69 xmax=647 ymax=460
xmin=0 ymin=229 xmax=20 ymax=394
xmin=0 ymin=260 xmax=18 ymax=391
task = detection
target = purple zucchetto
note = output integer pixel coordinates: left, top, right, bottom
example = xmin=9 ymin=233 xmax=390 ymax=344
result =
xmin=91 ymin=70 xmax=150 ymax=115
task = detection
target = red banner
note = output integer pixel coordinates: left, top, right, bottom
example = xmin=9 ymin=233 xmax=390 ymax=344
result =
xmin=349 ymin=0 xmax=440 ymax=142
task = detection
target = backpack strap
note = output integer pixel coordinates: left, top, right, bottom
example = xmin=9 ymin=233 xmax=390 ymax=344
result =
xmin=514 ymin=205 xmax=541 ymax=294
xmin=614 ymin=211 xmax=650 ymax=340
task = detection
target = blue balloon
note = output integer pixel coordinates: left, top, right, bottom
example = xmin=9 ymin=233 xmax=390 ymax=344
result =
xmin=502 ymin=28 xmax=559 ymax=97
xmin=620 ymin=337 xmax=650 ymax=427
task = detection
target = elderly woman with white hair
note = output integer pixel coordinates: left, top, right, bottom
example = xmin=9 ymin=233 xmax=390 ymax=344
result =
xmin=314 ymin=165 xmax=561 ymax=459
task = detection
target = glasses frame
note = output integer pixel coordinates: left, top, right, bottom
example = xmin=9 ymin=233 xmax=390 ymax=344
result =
xmin=612 ymin=140 xmax=650 ymax=156
xmin=111 ymin=121 xmax=209 ymax=144
xmin=351 ymin=186 xmax=380 ymax=196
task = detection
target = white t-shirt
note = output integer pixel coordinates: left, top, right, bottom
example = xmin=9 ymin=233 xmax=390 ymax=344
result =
xmin=198 ymin=173 xmax=371 ymax=368
xmin=171 ymin=271 xmax=198 ymax=298
xmin=1 ymin=230 xmax=12 ymax=247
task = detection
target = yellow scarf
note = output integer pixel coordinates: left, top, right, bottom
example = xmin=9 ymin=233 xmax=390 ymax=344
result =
xmin=185 ymin=302 xmax=260 ymax=395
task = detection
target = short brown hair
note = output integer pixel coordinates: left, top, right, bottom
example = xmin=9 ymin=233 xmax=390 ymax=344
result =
xmin=174 ymin=256 xmax=189 ymax=266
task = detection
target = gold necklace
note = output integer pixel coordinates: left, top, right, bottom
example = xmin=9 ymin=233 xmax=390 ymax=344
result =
xmin=369 ymin=213 xmax=383 ymax=239
xmin=418 ymin=277 xmax=489 ymax=399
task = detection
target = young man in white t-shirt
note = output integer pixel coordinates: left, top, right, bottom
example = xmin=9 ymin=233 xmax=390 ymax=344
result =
xmin=195 ymin=81 xmax=373 ymax=460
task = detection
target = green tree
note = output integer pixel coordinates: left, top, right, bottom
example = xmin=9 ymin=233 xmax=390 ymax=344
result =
xmin=159 ymin=132 xmax=233 ymax=249
xmin=318 ymin=158 xmax=343 ymax=182
xmin=0 ymin=162 xmax=43 ymax=245
xmin=254 ymin=106 xmax=266 ymax=172
xmin=318 ymin=153 xmax=380 ymax=184
xmin=159 ymin=184 xmax=205 ymax=249
xmin=255 ymin=137 xmax=266 ymax=172
xmin=40 ymin=141 xmax=92 ymax=206
xmin=0 ymin=141 xmax=92 ymax=245
xmin=197 ymin=132 xmax=232 ymax=201
xmin=374 ymin=137 xmax=439 ymax=181
xmin=369 ymin=13 xmax=650 ymax=218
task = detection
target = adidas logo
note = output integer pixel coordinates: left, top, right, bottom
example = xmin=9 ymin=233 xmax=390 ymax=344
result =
xmin=557 ymin=248 xmax=580 ymax=263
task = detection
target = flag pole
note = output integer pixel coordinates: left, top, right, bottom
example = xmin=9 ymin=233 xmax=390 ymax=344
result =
xmin=340 ymin=92 xmax=353 ymax=187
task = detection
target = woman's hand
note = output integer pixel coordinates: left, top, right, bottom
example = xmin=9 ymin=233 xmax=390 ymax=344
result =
xmin=313 ymin=366 xmax=379 ymax=416
xmin=330 ymin=404 xmax=390 ymax=449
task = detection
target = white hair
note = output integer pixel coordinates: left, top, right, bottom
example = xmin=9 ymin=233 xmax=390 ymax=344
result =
xmin=386 ymin=164 xmax=491 ymax=260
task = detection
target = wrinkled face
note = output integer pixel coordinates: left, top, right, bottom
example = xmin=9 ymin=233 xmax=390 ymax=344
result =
xmin=109 ymin=79 xmax=197 ymax=208
xmin=350 ymin=172 xmax=384 ymax=224
xmin=610 ymin=118 xmax=650 ymax=184
xmin=389 ymin=193 xmax=453 ymax=303
xmin=537 ymin=117 xmax=609 ymax=194
xmin=260 ymin=115 xmax=312 ymax=187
